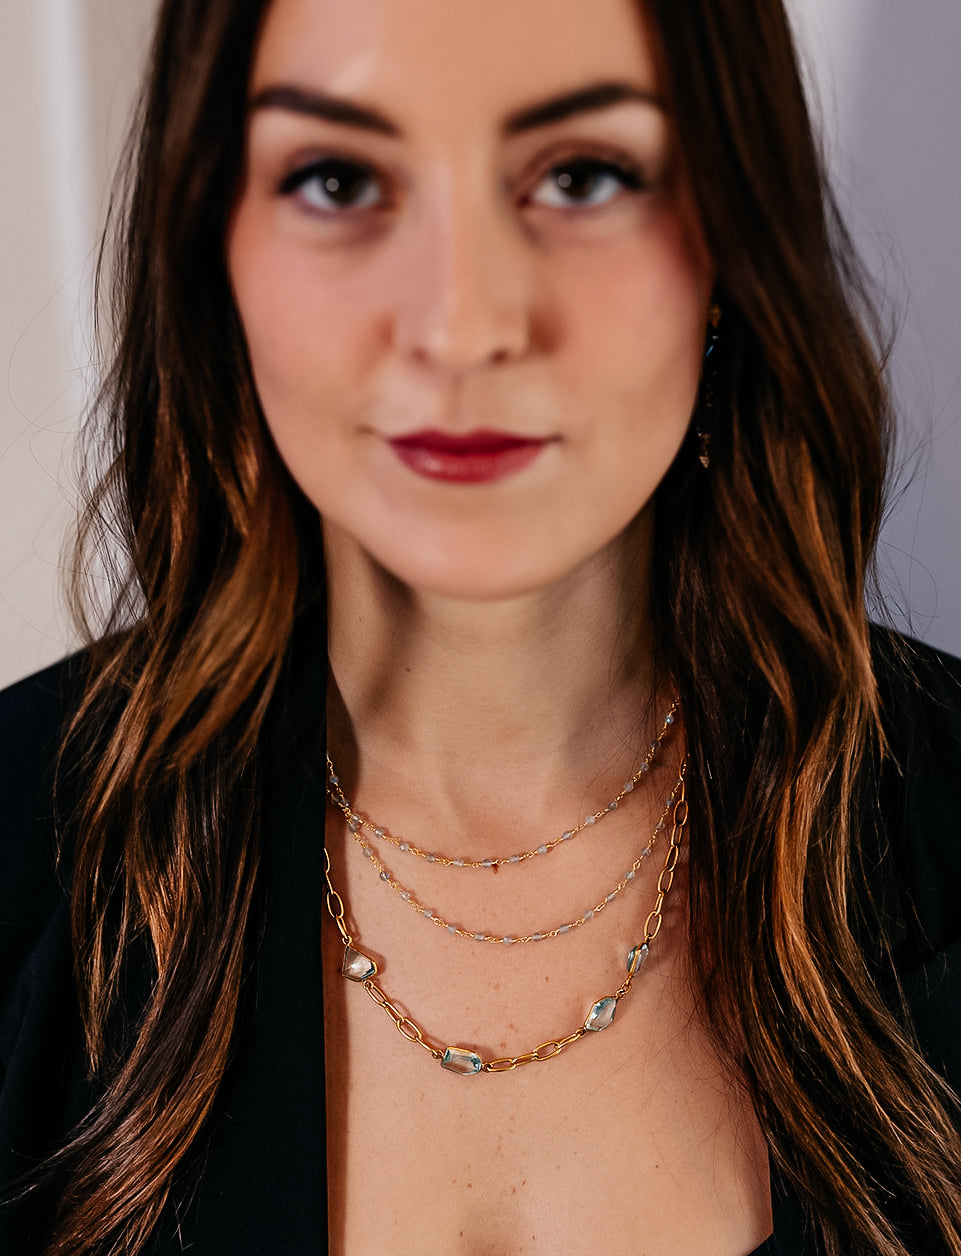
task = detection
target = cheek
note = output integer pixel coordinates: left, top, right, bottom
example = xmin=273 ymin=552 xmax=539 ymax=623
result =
xmin=227 ymin=203 xmax=378 ymax=440
xmin=555 ymin=218 xmax=711 ymax=434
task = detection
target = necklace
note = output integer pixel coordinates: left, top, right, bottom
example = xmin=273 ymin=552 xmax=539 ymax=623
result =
xmin=346 ymin=769 xmax=685 ymax=944
xmin=322 ymin=763 xmax=688 ymax=1075
xmin=325 ymin=700 xmax=678 ymax=869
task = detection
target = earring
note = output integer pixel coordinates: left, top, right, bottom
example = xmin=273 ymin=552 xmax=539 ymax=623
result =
xmin=696 ymin=304 xmax=722 ymax=470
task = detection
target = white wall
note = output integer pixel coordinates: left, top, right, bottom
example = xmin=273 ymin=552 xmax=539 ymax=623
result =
xmin=0 ymin=0 xmax=155 ymax=686
xmin=1 ymin=0 xmax=959 ymax=688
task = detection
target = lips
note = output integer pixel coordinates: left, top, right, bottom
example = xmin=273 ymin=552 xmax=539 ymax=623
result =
xmin=387 ymin=429 xmax=549 ymax=484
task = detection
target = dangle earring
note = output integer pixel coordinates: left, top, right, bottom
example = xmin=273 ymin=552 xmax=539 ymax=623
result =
xmin=696 ymin=304 xmax=722 ymax=470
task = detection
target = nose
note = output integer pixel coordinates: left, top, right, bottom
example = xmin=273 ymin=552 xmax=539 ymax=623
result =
xmin=392 ymin=178 xmax=533 ymax=373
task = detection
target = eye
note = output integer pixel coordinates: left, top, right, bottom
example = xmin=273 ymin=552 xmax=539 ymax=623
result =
xmin=279 ymin=157 xmax=385 ymax=214
xmin=528 ymin=156 xmax=644 ymax=210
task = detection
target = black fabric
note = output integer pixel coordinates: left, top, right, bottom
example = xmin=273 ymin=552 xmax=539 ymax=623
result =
xmin=1 ymin=629 xmax=959 ymax=1254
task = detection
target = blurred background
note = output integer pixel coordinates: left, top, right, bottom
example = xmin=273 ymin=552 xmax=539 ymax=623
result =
xmin=2 ymin=0 xmax=959 ymax=688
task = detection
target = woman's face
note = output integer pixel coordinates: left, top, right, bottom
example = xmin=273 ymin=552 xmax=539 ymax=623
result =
xmin=228 ymin=0 xmax=714 ymax=601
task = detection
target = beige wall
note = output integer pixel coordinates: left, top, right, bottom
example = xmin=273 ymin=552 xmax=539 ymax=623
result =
xmin=2 ymin=1 xmax=959 ymax=690
xmin=0 ymin=0 xmax=155 ymax=687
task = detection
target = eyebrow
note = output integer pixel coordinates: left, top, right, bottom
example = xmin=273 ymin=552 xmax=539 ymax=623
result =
xmin=249 ymin=80 xmax=664 ymax=138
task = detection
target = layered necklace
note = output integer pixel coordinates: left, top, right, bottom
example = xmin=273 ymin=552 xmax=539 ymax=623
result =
xmin=323 ymin=706 xmax=688 ymax=1076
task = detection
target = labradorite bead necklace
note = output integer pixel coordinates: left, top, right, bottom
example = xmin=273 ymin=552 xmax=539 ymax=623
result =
xmin=322 ymin=763 xmax=688 ymax=1076
xmin=325 ymin=700 xmax=678 ymax=870
xmin=343 ymin=768 xmax=686 ymax=944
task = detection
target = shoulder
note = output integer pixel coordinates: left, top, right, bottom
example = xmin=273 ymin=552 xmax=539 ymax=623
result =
xmin=869 ymin=627 xmax=961 ymax=1086
xmin=0 ymin=654 xmax=88 ymax=1014
xmin=870 ymin=627 xmax=961 ymax=950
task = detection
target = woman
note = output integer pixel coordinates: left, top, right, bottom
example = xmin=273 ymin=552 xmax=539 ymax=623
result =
xmin=1 ymin=0 xmax=959 ymax=1252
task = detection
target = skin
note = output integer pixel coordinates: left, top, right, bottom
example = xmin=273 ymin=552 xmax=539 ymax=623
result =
xmin=228 ymin=0 xmax=771 ymax=1251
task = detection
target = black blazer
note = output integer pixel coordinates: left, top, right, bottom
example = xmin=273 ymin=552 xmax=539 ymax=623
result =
xmin=2 ymin=631 xmax=960 ymax=1254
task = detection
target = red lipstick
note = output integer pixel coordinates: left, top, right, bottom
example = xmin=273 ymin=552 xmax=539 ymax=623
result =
xmin=388 ymin=429 xmax=548 ymax=484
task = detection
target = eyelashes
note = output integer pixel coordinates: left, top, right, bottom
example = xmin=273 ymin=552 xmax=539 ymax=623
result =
xmin=278 ymin=152 xmax=650 ymax=220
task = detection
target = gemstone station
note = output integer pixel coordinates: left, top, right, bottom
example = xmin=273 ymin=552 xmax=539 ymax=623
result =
xmin=442 ymin=1047 xmax=484 ymax=1076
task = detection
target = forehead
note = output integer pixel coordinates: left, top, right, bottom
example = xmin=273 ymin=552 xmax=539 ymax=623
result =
xmin=248 ymin=0 xmax=661 ymax=119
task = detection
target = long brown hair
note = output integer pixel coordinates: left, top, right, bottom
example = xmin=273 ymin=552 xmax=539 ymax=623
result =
xmin=42 ymin=0 xmax=961 ymax=1251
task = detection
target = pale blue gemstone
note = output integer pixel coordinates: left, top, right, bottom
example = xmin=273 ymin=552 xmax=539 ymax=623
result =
xmin=627 ymin=944 xmax=650 ymax=975
xmin=627 ymin=869 xmax=636 ymax=880
xmin=474 ymin=933 xmax=486 ymax=941
xmin=584 ymin=910 xmax=594 ymax=921
xmin=509 ymin=855 xmax=520 ymax=864
xmin=447 ymin=925 xmax=457 ymax=934
xmin=585 ymin=815 xmax=596 ymax=825
xmin=561 ymin=831 xmax=574 ymax=841
xmin=442 ymin=1046 xmax=483 ymax=1076
xmin=341 ymin=946 xmax=377 ymax=982
xmin=559 ymin=924 xmax=571 ymax=934
xmin=482 ymin=859 xmax=494 ymax=867
xmin=537 ymin=845 xmax=548 ymax=855
xmin=329 ymin=774 xmax=339 ymax=786
xmin=585 ymin=996 xmax=618 ymax=1032
xmin=665 ymin=712 xmax=674 ymax=725
xmin=605 ymin=893 xmax=616 ymax=903
xmin=532 ymin=933 xmax=544 ymax=942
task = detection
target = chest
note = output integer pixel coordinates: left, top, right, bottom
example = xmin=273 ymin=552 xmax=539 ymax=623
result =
xmin=321 ymin=907 xmax=772 ymax=1256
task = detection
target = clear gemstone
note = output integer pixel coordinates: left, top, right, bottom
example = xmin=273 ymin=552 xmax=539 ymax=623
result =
xmin=561 ymin=831 xmax=573 ymax=841
xmin=329 ymin=774 xmax=339 ymax=785
xmin=607 ymin=801 xmax=618 ymax=811
xmin=606 ymin=893 xmax=616 ymax=903
xmin=399 ymin=842 xmax=409 ymax=851
xmin=503 ymin=937 xmax=515 ymax=945
xmin=627 ymin=869 xmax=636 ymax=880
xmin=640 ymin=762 xmax=650 ymax=773
xmin=454 ymin=859 xmax=464 ymax=867
xmin=482 ymin=859 xmax=494 ymax=867
xmin=474 ymin=933 xmax=486 ymax=941
xmin=427 ymin=855 xmax=436 ymax=863
xmin=447 ymin=925 xmax=457 ymax=935
xmin=379 ymin=871 xmax=389 ymax=882
xmin=584 ymin=910 xmax=594 ymax=921
xmin=401 ymin=892 xmax=411 ymax=901
xmin=374 ymin=828 xmax=384 ymax=838
xmin=532 ymin=933 xmax=544 ymax=942
xmin=342 ymin=946 xmax=377 ymax=982
xmin=623 ymin=781 xmax=634 ymax=793
xmin=348 ymin=818 xmax=361 ymax=832
xmin=537 ymin=844 xmax=548 ymax=855
xmin=559 ymin=924 xmax=571 ymax=934
xmin=442 ymin=1047 xmax=483 ymax=1076
xmin=665 ymin=712 xmax=674 ymax=725
xmin=585 ymin=815 xmax=596 ymax=825
xmin=509 ymin=855 xmax=520 ymax=864
xmin=585 ymin=996 xmax=618 ymax=1032
xmin=627 ymin=944 xmax=650 ymax=975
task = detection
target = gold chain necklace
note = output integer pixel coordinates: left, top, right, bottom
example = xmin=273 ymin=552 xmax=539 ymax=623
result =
xmin=322 ymin=763 xmax=688 ymax=1075
xmin=343 ymin=768 xmax=685 ymax=944
xmin=325 ymin=701 xmax=678 ymax=869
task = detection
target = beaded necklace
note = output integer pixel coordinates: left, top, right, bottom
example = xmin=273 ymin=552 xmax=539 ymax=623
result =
xmin=322 ymin=763 xmax=688 ymax=1075
xmin=325 ymin=700 xmax=678 ymax=869
xmin=339 ymin=769 xmax=685 ymax=943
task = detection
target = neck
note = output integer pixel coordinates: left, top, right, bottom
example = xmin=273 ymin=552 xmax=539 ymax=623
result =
xmin=324 ymin=517 xmax=664 ymax=816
